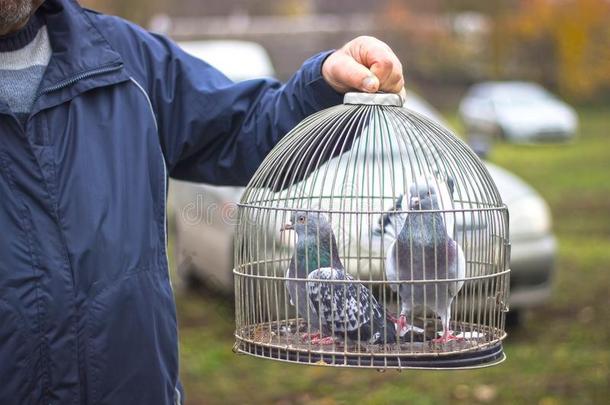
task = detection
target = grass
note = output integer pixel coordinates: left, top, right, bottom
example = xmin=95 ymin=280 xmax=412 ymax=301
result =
xmin=171 ymin=106 xmax=610 ymax=405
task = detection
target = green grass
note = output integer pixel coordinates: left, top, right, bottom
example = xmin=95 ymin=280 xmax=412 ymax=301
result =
xmin=172 ymin=106 xmax=610 ymax=405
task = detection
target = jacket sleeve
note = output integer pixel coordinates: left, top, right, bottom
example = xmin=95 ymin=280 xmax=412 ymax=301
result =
xmin=137 ymin=33 xmax=343 ymax=186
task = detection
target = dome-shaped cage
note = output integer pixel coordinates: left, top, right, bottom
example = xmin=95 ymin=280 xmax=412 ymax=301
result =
xmin=233 ymin=92 xmax=510 ymax=369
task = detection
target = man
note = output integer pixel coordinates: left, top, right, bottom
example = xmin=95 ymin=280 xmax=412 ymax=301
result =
xmin=0 ymin=0 xmax=404 ymax=403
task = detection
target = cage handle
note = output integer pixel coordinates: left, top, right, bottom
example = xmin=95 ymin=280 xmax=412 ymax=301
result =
xmin=343 ymin=91 xmax=403 ymax=107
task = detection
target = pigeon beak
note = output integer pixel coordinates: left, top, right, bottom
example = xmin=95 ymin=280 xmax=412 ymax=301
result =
xmin=410 ymin=196 xmax=420 ymax=209
xmin=280 ymin=223 xmax=293 ymax=232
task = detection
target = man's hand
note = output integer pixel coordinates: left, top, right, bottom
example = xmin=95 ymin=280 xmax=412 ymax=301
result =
xmin=322 ymin=36 xmax=405 ymax=97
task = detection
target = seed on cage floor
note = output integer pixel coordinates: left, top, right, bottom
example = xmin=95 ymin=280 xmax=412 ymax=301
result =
xmin=233 ymin=92 xmax=510 ymax=369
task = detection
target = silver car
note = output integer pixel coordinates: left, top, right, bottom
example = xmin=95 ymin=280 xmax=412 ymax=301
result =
xmin=459 ymin=81 xmax=578 ymax=143
xmin=169 ymin=41 xmax=556 ymax=324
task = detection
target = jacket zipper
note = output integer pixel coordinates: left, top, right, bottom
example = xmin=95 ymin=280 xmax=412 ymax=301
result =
xmin=36 ymin=62 xmax=124 ymax=99
xmin=30 ymin=62 xmax=124 ymax=144
xmin=15 ymin=61 xmax=125 ymax=405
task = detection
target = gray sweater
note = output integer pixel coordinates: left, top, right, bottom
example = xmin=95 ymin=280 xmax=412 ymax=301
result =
xmin=0 ymin=12 xmax=52 ymax=125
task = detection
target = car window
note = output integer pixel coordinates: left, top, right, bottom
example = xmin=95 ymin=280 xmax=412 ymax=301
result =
xmin=492 ymin=85 xmax=553 ymax=106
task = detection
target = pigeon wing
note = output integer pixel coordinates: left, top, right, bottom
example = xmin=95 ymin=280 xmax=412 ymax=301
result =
xmin=448 ymin=238 xmax=466 ymax=298
xmin=384 ymin=240 xmax=399 ymax=293
xmin=307 ymin=268 xmax=374 ymax=333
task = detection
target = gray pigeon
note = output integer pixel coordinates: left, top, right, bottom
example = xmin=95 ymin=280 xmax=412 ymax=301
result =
xmin=281 ymin=212 xmax=323 ymax=341
xmin=372 ymin=174 xmax=456 ymax=243
xmin=385 ymin=181 xmax=466 ymax=343
xmin=282 ymin=211 xmax=396 ymax=345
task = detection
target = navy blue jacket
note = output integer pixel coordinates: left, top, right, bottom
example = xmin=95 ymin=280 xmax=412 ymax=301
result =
xmin=0 ymin=0 xmax=342 ymax=403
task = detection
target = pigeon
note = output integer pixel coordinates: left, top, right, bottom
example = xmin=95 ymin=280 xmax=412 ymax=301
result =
xmin=281 ymin=213 xmax=323 ymax=342
xmin=282 ymin=211 xmax=396 ymax=345
xmin=372 ymin=174 xmax=455 ymax=242
xmin=385 ymin=180 xmax=466 ymax=343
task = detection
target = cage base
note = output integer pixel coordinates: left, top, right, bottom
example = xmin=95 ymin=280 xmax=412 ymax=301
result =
xmin=235 ymin=340 xmax=505 ymax=370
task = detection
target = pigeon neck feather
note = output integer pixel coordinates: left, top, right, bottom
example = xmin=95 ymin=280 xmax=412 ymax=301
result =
xmin=398 ymin=211 xmax=448 ymax=246
xmin=295 ymin=234 xmax=343 ymax=276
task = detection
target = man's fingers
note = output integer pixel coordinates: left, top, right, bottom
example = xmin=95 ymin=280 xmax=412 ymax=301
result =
xmin=379 ymin=69 xmax=405 ymax=94
xmin=357 ymin=40 xmax=404 ymax=94
xmin=324 ymin=51 xmax=380 ymax=93
xmin=364 ymin=45 xmax=396 ymax=85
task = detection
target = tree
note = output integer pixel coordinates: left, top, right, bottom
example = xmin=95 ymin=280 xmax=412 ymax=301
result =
xmin=496 ymin=0 xmax=610 ymax=101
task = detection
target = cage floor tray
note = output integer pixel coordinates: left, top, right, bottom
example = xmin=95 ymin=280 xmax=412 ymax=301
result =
xmin=237 ymin=342 xmax=505 ymax=369
xmin=235 ymin=319 xmax=506 ymax=369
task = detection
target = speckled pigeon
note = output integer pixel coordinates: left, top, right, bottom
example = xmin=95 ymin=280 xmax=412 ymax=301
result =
xmin=282 ymin=211 xmax=396 ymax=345
xmin=385 ymin=181 xmax=466 ymax=343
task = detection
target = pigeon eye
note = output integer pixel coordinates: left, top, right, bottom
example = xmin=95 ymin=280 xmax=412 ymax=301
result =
xmin=298 ymin=216 xmax=305 ymax=223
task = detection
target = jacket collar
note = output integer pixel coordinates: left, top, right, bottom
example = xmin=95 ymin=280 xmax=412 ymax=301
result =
xmin=38 ymin=0 xmax=123 ymax=91
xmin=30 ymin=0 xmax=128 ymax=115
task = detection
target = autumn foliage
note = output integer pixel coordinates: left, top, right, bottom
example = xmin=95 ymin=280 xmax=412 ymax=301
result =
xmin=495 ymin=0 xmax=610 ymax=102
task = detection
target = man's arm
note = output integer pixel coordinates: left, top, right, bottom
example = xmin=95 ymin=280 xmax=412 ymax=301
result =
xmin=102 ymin=16 xmax=404 ymax=187
xmin=147 ymin=36 xmax=343 ymax=186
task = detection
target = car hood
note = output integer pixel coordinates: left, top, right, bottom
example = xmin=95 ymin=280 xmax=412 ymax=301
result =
xmin=483 ymin=161 xmax=537 ymax=203
xmin=496 ymin=102 xmax=576 ymax=129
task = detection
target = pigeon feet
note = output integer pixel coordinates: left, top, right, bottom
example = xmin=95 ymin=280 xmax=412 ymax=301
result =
xmin=432 ymin=330 xmax=462 ymax=344
xmin=396 ymin=315 xmax=410 ymax=337
xmin=310 ymin=336 xmax=335 ymax=345
xmin=301 ymin=332 xmax=321 ymax=341
xmin=301 ymin=331 xmax=335 ymax=345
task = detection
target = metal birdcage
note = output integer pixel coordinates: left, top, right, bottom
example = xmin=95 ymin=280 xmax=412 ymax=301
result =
xmin=233 ymin=92 xmax=510 ymax=369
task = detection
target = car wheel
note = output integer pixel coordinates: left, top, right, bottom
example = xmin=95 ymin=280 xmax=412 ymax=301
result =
xmin=235 ymin=244 xmax=295 ymax=323
xmin=505 ymin=310 xmax=522 ymax=329
xmin=172 ymin=218 xmax=207 ymax=293
xmin=496 ymin=124 xmax=509 ymax=140
xmin=182 ymin=246 xmax=235 ymax=303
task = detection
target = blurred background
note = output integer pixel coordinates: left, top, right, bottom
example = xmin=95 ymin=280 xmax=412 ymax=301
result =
xmin=83 ymin=0 xmax=609 ymax=404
